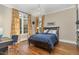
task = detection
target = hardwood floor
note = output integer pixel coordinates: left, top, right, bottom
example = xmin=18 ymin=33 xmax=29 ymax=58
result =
xmin=6 ymin=40 xmax=79 ymax=55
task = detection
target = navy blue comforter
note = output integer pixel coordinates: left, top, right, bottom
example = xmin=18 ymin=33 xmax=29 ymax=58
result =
xmin=28 ymin=33 xmax=57 ymax=48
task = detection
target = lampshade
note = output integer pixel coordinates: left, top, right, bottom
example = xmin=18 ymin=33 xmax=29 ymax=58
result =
xmin=37 ymin=27 xmax=39 ymax=29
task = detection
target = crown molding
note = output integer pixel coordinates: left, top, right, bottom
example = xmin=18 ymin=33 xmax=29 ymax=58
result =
xmin=46 ymin=5 xmax=76 ymax=15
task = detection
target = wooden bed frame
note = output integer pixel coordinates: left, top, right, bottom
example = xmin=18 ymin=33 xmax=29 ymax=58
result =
xmin=28 ymin=27 xmax=59 ymax=54
xmin=44 ymin=27 xmax=59 ymax=41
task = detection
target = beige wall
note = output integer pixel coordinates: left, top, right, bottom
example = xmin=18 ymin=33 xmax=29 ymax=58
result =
xmin=45 ymin=8 xmax=76 ymax=44
xmin=0 ymin=5 xmax=12 ymax=37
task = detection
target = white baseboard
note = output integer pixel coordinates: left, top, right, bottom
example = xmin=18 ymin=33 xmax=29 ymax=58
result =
xmin=59 ymin=39 xmax=77 ymax=45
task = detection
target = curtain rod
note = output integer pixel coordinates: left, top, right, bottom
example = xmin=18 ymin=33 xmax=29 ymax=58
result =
xmin=19 ymin=10 xmax=30 ymax=15
xmin=12 ymin=8 xmax=30 ymax=15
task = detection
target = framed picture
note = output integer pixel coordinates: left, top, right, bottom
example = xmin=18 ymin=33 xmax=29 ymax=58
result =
xmin=47 ymin=22 xmax=55 ymax=26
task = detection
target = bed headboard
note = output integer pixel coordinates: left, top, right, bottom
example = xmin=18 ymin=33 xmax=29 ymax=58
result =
xmin=44 ymin=27 xmax=59 ymax=40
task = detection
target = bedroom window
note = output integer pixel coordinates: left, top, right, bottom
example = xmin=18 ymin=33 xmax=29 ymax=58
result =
xmin=37 ymin=15 xmax=45 ymax=33
xmin=19 ymin=12 xmax=28 ymax=34
xmin=38 ymin=17 xmax=42 ymax=33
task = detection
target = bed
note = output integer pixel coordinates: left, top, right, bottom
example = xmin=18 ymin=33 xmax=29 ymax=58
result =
xmin=28 ymin=27 xmax=59 ymax=54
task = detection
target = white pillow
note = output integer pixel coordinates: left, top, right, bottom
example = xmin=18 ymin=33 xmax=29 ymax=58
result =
xmin=48 ymin=30 xmax=57 ymax=34
xmin=44 ymin=29 xmax=48 ymax=33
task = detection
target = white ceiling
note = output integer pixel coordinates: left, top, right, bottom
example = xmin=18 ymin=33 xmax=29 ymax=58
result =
xmin=3 ymin=4 xmax=75 ymax=16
